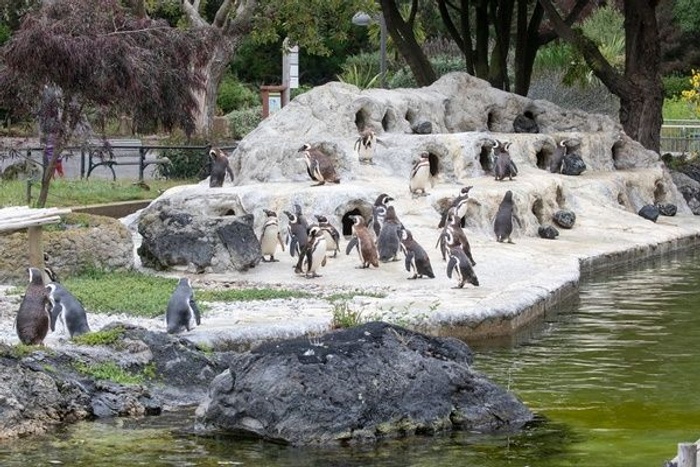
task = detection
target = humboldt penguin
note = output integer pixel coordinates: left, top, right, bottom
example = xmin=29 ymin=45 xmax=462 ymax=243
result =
xmin=445 ymin=231 xmax=480 ymax=289
xmin=16 ymin=267 xmax=50 ymax=345
xmin=437 ymin=185 xmax=473 ymax=228
xmin=208 ymin=147 xmax=234 ymax=188
xmin=369 ymin=193 xmax=394 ymax=238
xmin=493 ymin=141 xmax=518 ymax=181
xmin=494 ymin=190 xmax=515 ymax=243
xmin=549 ymin=139 xmax=569 ymax=173
xmin=165 ymin=277 xmax=201 ymax=334
xmin=399 ymin=228 xmax=435 ymax=279
xmin=377 ymin=205 xmax=402 ymax=262
xmin=296 ymin=226 xmax=328 ymax=278
xmin=46 ymin=282 xmax=90 ymax=338
xmin=43 ymin=252 xmax=59 ymax=283
xmin=353 ymin=129 xmax=377 ymax=165
xmin=409 ymin=152 xmax=432 ymax=195
xmin=259 ymin=209 xmax=285 ymax=262
xmin=314 ymin=214 xmax=341 ymax=258
xmin=283 ymin=204 xmax=309 ymax=258
xmin=299 ymin=143 xmax=340 ymax=186
xmin=436 ymin=208 xmax=476 ymax=265
xmin=345 ymin=215 xmax=379 ymax=269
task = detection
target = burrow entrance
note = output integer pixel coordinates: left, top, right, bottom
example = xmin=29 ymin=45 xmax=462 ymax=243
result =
xmin=339 ymin=200 xmax=374 ymax=236
xmin=536 ymin=145 xmax=555 ymax=171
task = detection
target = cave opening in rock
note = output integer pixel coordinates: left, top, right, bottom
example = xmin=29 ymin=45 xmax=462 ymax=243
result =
xmin=536 ymin=145 xmax=554 ymax=171
xmin=479 ymin=144 xmax=493 ymax=173
xmin=355 ymin=108 xmax=372 ymax=133
xmin=612 ymin=141 xmax=625 ymax=170
xmin=382 ymin=109 xmax=397 ymax=132
xmin=342 ymin=208 xmax=364 ymax=236
xmin=531 ymin=198 xmax=545 ymax=223
xmin=487 ymin=111 xmax=497 ymax=132
xmin=556 ymin=186 xmax=566 ymax=207
xmin=427 ymin=152 xmax=440 ymax=177
xmin=654 ymin=180 xmax=667 ymax=203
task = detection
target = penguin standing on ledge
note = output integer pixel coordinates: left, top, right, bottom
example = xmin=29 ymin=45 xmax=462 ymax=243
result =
xmin=354 ymin=129 xmax=377 ymax=165
xmin=296 ymin=226 xmax=328 ymax=278
xmin=16 ymin=267 xmax=50 ymax=345
xmin=494 ymin=190 xmax=515 ymax=243
xmin=284 ymin=204 xmax=309 ymax=258
xmin=314 ymin=214 xmax=341 ymax=258
xmin=165 ymin=278 xmax=201 ymax=334
xmin=399 ymin=228 xmax=435 ymax=279
xmin=259 ymin=209 xmax=285 ymax=262
xmin=409 ymin=152 xmax=432 ymax=196
xmin=445 ymin=231 xmax=480 ymax=289
xmin=369 ymin=193 xmax=394 ymax=238
xmin=438 ymin=186 xmax=473 ymax=229
xmin=299 ymin=143 xmax=340 ymax=186
xmin=346 ymin=215 xmax=379 ymax=269
xmin=46 ymin=282 xmax=90 ymax=338
xmin=208 ymin=147 xmax=234 ymax=188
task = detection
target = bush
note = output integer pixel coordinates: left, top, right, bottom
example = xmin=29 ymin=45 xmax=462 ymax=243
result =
xmin=226 ymin=106 xmax=263 ymax=140
xmin=664 ymin=75 xmax=693 ymax=99
xmin=217 ymin=73 xmax=259 ymax=114
xmin=388 ymin=55 xmax=466 ymax=89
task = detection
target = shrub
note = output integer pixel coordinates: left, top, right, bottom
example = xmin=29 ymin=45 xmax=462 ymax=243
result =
xmin=152 ymin=136 xmax=210 ymax=180
xmin=217 ymin=73 xmax=259 ymax=114
xmin=664 ymin=75 xmax=693 ymax=99
xmin=226 ymin=106 xmax=263 ymax=140
xmin=389 ymin=55 xmax=466 ymax=89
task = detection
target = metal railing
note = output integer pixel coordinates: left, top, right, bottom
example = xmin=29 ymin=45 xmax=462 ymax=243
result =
xmin=661 ymin=120 xmax=700 ymax=155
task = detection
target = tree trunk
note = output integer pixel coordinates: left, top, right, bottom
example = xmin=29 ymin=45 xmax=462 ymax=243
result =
xmin=192 ymin=36 xmax=234 ymax=138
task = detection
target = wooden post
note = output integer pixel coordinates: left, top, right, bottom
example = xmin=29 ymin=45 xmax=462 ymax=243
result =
xmin=678 ymin=443 xmax=698 ymax=467
xmin=27 ymin=225 xmax=45 ymax=271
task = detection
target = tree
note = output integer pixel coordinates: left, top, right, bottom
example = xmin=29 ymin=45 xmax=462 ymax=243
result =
xmin=0 ymin=0 xmax=205 ymax=207
xmin=538 ymin=0 xmax=664 ymax=152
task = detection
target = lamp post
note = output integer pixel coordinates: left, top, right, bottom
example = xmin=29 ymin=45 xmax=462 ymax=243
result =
xmin=352 ymin=11 xmax=387 ymax=88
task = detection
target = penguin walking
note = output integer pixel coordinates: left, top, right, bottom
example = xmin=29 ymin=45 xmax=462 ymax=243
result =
xmin=314 ymin=214 xmax=341 ymax=258
xmin=445 ymin=231 xmax=480 ymax=289
xmin=353 ymin=129 xmax=377 ymax=165
xmin=436 ymin=208 xmax=476 ymax=265
xmin=377 ymin=205 xmax=402 ymax=262
xmin=494 ymin=190 xmax=515 ymax=243
xmin=16 ymin=267 xmax=50 ymax=345
xmin=299 ymin=143 xmax=340 ymax=186
xmin=399 ymin=228 xmax=435 ymax=279
xmin=437 ymin=185 xmax=473 ymax=229
xmin=166 ymin=278 xmax=201 ymax=334
xmin=259 ymin=209 xmax=285 ymax=262
xmin=46 ymin=282 xmax=90 ymax=338
xmin=369 ymin=193 xmax=394 ymax=238
xmin=493 ymin=141 xmax=518 ymax=181
xmin=409 ymin=152 xmax=432 ymax=196
xmin=345 ymin=215 xmax=379 ymax=269
xmin=284 ymin=204 xmax=309 ymax=259
xmin=295 ymin=226 xmax=328 ymax=278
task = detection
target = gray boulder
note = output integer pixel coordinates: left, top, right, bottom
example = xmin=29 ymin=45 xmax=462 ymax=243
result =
xmin=553 ymin=210 xmax=577 ymax=229
xmin=655 ymin=203 xmax=677 ymax=216
xmin=638 ymin=204 xmax=660 ymax=222
xmin=538 ymin=225 xmax=559 ymax=239
xmin=670 ymin=171 xmax=700 ymax=215
xmin=196 ymin=321 xmax=533 ymax=445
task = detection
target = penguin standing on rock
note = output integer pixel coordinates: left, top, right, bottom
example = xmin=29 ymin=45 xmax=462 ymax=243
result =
xmin=369 ymin=193 xmax=394 ymax=238
xmin=494 ymin=190 xmax=515 ymax=243
xmin=296 ymin=226 xmax=328 ymax=278
xmin=208 ymin=147 xmax=234 ymax=188
xmin=299 ymin=143 xmax=340 ymax=186
xmin=345 ymin=215 xmax=379 ymax=269
xmin=409 ymin=152 xmax=432 ymax=196
xmin=16 ymin=267 xmax=50 ymax=345
xmin=549 ymin=139 xmax=569 ymax=173
xmin=493 ymin=141 xmax=518 ymax=181
xmin=314 ymin=214 xmax=341 ymax=258
xmin=436 ymin=208 xmax=476 ymax=265
xmin=284 ymin=204 xmax=309 ymax=258
xmin=259 ymin=209 xmax=285 ymax=262
xmin=438 ymin=186 xmax=473 ymax=228
xmin=445 ymin=231 xmax=480 ymax=289
xmin=166 ymin=278 xmax=201 ymax=334
xmin=399 ymin=228 xmax=435 ymax=279
xmin=46 ymin=282 xmax=90 ymax=338
xmin=354 ymin=129 xmax=377 ymax=165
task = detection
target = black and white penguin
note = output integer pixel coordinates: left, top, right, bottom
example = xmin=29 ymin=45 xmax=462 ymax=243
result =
xmin=345 ymin=215 xmax=379 ymax=269
xmin=369 ymin=193 xmax=394 ymax=238
xmin=259 ymin=209 xmax=285 ymax=262
xmin=377 ymin=206 xmax=402 ymax=262
xmin=43 ymin=252 xmax=59 ymax=283
xmin=549 ymin=139 xmax=569 ymax=173
xmin=295 ymin=226 xmax=328 ymax=278
xmin=409 ymin=152 xmax=432 ymax=195
xmin=299 ymin=143 xmax=340 ymax=186
xmin=209 ymin=147 xmax=234 ymax=188
xmin=353 ymin=129 xmax=377 ymax=165
xmin=399 ymin=228 xmax=435 ymax=279
xmin=165 ymin=277 xmax=201 ymax=334
xmin=493 ymin=141 xmax=518 ymax=181
xmin=283 ymin=204 xmax=309 ymax=258
xmin=494 ymin=190 xmax=515 ymax=243
xmin=314 ymin=214 xmax=341 ymax=258
xmin=437 ymin=185 xmax=473 ymax=229
xmin=16 ymin=267 xmax=50 ymax=345
xmin=46 ymin=282 xmax=90 ymax=338
xmin=445 ymin=231 xmax=480 ymax=289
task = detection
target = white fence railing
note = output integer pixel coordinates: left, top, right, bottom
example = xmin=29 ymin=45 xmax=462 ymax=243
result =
xmin=661 ymin=120 xmax=700 ymax=154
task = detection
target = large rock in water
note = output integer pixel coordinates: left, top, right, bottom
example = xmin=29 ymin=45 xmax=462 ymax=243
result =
xmin=195 ymin=322 xmax=533 ymax=445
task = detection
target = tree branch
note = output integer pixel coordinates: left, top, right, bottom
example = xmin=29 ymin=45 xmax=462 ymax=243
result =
xmin=181 ymin=0 xmax=208 ymax=28
xmin=213 ymin=0 xmax=232 ymax=29
xmin=225 ymin=0 xmax=257 ymax=36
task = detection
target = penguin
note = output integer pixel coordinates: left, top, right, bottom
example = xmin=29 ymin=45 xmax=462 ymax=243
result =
xmin=445 ymin=231 xmax=480 ymax=289
xmin=437 ymin=185 xmax=473 ymax=229
xmin=43 ymin=252 xmax=59 ymax=283
xmin=208 ymin=147 xmax=234 ymax=188
xmin=259 ymin=209 xmax=285 ymax=262
xmin=353 ymin=129 xmax=377 ymax=165
xmin=494 ymin=190 xmax=515 ymax=243
xmin=299 ymin=143 xmax=340 ymax=186
xmin=436 ymin=208 xmax=476 ymax=265
xmin=493 ymin=141 xmax=518 ymax=181
xmin=16 ymin=267 xmax=51 ymax=345
xmin=409 ymin=152 xmax=432 ymax=196
xmin=399 ymin=228 xmax=435 ymax=279
xmin=549 ymin=139 xmax=568 ymax=173
xmin=46 ymin=282 xmax=90 ymax=338
xmin=377 ymin=205 xmax=402 ymax=262
xmin=165 ymin=277 xmax=201 ymax=334
xmin=345 ymin=215 xmax=379 ymax=269
xmin=283 ymin=204 xmax=309 ymax=258
xmin=314 ymin=214 xmax=341 ymax=258
xmin=295 ymin=226 xmax=328 ymax=278
xmin=369 ymin=193 xmax=394 ymax=238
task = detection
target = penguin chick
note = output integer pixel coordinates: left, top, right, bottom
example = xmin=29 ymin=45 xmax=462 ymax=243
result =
xmin=16 ymin=267 xmax=50 ymax=345
xmin=165 ymin=278 xmax=201 ymax=334
xmin=314 ymin=214 xmax=341 ymax=258
xmin=46 ymin=282 xmax=90 ymax=338
xmin=399 ymin=228 xmax=435 ymax=279
xmin=409 ymin=152 xmax=432 ymax=196
xmin=493 ymin=141 xmax=517 ymax=181
xmin=445 ymin=231 xmax=480 ymax=289
xmin=494 ymin=190 xmax=515 ymax=243
xmin=296 ymin=226 xmax=328 ymax=278
xmin=345 ymin=215 xmax=379 ymax=269
xmin=260 ymin=209 xmax=285 ymax=262
xmin=283 ymin=204 xmax=309 ymax=258
xmin=299 ymin=143 xmax=340 ymax=186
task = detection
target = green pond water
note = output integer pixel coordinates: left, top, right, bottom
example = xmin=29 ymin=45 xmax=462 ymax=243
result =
xmin=1 ymin=250 xmax=699 ymax=466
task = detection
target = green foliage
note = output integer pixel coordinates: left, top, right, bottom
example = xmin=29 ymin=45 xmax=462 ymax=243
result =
xmin=674 ymin=0 xmax=700 ymax=33
xmin=72 ymin=326 xmax=126 ymax=346
xmin=664 ymin=75 xmax=693 ymax=99
xmin=198 ymin=287 xmax=312 ymax=302
xmin=217 ymin=73 xmax=259 ymax=114
xmin=73 ymin=361 xmax=144 ymax=385
xmin=388 ymin=55 xmax=466 ymax=88
xmin=331 ymin=301 xmax=365 ymax=329
xmin=152 ymin=137 xmax=210 ymax=180
xmin=226 ymin=106 xmax=263 ymax=140
xmin=337 ymin=64 xmax=380 ymax=89
xmin=663 ymin=97 xmax=697 ymax=120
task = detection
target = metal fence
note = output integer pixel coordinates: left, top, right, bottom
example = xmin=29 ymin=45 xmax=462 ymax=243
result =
xmin=661 ymin=120 xmax=700 ymax=155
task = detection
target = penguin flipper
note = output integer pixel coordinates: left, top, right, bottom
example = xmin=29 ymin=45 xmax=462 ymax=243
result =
xmin=446 ymin=256 xmax=457 ymax=279
xmin=189 ymin=296 xmax=201 ymax=326
xmin=289 ymin=236 xmax=299 ymax=257
xmin=49 ymin=302 xmax=60 ymax=332
xmin=404 ymin=251 xmax=414 ymax=273
xmin=345 ymin=237 xmax=358 ymax=255
xmin=277 ymin=232 xmax=286 ymax=251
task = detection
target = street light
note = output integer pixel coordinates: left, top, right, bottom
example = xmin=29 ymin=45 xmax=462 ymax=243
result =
xmin=352 ymin=11 xmax=387 ymax=88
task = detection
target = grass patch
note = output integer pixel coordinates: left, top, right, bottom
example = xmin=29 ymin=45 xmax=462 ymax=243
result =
xmin=198 ymin=288 xmax=312 ymax=302
xmin=73 ymin=361 xmax=144 ymax=385
xmin=324 ymin=290 xmax=388 ymax=302
xmin=72 ymin=326 xmax=126 ymax=346
xmin=0 ymin=178 xmax=194 ymax=208
xmin=331 ymin=301 xmax=365 ymax=329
